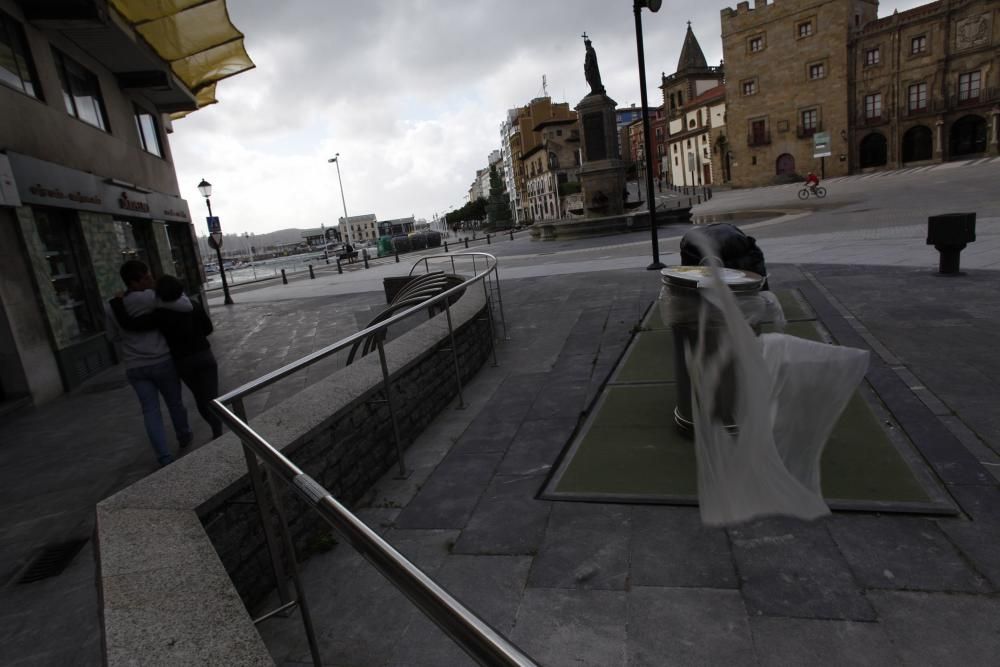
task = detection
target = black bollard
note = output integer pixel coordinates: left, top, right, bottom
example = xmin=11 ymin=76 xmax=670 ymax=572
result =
xmin=394 ymin=247 xmax=400 ymax=263
xmin=363 ymin=249 xmax=369 ymax=269
xmin=281 ymin=268 xmax=288 ymax=284
xmin=509 ymin=229 xmax=514 ymax=240
xmin=336 ymin=259 xmax=342 ymax=274
xmin=464 ymin=237 xmax=469 ymax=249
xmin=444 ymin=241 xmax=449 ymax=253
xmin=486 ymin=233 xmax=491 ymax=245
xmin=308 ymin=264 xmax=315 ymax=279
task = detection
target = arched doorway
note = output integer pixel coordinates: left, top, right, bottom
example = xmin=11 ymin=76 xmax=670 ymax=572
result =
xmin=859 ymin=133 xmax=887 ymax=168
xmin=775 ymin=153 xmax=795 ymax=176
xmin=902 ymin=125 xmax=933 ymax=162
xmin=949 ymin=115 xmax=987 ymax=157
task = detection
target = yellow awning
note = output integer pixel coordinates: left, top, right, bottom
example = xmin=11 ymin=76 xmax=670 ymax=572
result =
xmin=108 ymin=0 xmax=254 ymax=118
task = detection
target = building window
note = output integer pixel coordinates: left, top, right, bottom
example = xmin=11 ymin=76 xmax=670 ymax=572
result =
xmin=52 ymin=49 xmax=110 ymax=131
xmin=748 ymin=35 xmax=764 ymax=53
xmin=958 ymin=70 xmax=981 ymax=102
xmin=658 ymin=144 xmax=665 ymax=156
xmin=911 ymin=35 xmax=927 ymax=54
xmin=688 ymin=119 xmax=696 ymax=128
xmin=134 ymin=105 xmax=163 ymax=157
xmin=0 ymin=11 xmax=42 ymax=98
xmin=741 ymin=78 xmax=757 ymax=96
xmin=864 ymin=48 xmax=880 ymax=66
xmin=865 ymin=93 xmax=882 ymax=120
xmin=908 ymin=82 xmax=927 ymax=112
xmin=797 ymin=21 xmax=813 ymax=38
xmin=808 ymin=62 xmax=825 ymax=80
xmin=801 ymin=109 xmax=818 ymax=135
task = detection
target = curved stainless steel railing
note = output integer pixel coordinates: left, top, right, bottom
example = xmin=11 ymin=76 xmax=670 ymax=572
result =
xmin=211 ymin=253 xmax=535 ymax=667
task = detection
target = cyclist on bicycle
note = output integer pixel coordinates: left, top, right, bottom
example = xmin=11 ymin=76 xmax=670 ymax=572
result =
xmin=805 ymin=171 xmax=820 ymax=194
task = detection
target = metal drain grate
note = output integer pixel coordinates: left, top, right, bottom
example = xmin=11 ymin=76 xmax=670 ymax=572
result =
xmin=16 ymin=539 xmax=89 ymax=584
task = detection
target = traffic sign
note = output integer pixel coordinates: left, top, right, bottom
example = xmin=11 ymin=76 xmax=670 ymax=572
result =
xmin=208 ymin=232 xmax=223 ymax=249
xmin=813 ymin=131 xmax=832 ymax=158
xmin=206 ymin=216 xmax=221 ymax=233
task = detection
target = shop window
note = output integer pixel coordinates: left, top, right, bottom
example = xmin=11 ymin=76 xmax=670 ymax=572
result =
xmin=52 ymin=48 xmax=109 ymax=131
xmin=134 ymin=105 xmax=163 ymax=157
xmin=908 ymin=83 xmax=927 ymax=112
xmin=911 ymin=35 xmax=927 ymax=55
xmin=958 ymin=70 xmax=981 ymax=102
xmin=0 ymin=10 xmax=42 ymax=98
xmin=33 ymin=208 xmax=101 ymax=342
xmin=864 ymin=47 xmax=880 ymax=66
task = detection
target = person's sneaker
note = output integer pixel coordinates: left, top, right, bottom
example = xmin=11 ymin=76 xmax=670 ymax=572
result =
xmin=178 ymin=434 xmax=193 ymax=450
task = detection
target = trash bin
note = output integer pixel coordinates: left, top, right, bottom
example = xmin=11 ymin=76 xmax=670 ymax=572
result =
xmin=680 ymin=223 xmax=768 ymax=289
xmin=659 ymin=266 xmax=765 ymax=436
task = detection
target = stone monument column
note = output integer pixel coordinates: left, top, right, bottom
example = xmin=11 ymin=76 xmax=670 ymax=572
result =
xmin=576 ymin=35 xmax=627 ymax=219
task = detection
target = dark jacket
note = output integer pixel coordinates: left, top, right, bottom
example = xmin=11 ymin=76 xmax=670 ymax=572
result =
xmin=110 ymin=298 xmax=213 ymax=360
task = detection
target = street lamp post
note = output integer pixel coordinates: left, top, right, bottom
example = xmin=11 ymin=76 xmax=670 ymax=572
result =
xmin=197 ymin=178 xmax=234 ymax=305
xmin=328 ymin=154 xmax=350 ymax=245
xmin=633 ymin=0 xmax=665 ymax=270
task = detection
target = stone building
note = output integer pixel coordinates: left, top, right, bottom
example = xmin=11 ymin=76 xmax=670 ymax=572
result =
xmin=661 ymin=24 xmax=727 ymax=186
xmin=522 ymin=117 xmax=581 ymax=222
xmin=0 ymin=0 xmax=251 ymax=407
xmin=721 ymin=0 xmax=878 ymax=187
xmin=850 ymin=0 xmax=1000 ymax=171
xmin=339 ymin=213 xmax=378 ymax=243
xmin=507 ymin=97 xmax=577 ymax=224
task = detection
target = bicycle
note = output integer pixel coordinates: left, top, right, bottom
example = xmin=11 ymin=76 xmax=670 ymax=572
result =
xmin=798 ymin=185 xmax=827 ymax=200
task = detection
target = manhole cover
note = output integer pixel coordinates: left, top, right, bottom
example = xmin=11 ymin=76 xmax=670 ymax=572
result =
xmin=15 ymin=539 xmax=89 ymax=584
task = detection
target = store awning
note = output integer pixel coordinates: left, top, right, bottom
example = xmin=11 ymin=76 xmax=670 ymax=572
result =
xmin=108 ymin=0 xmax=254 ymax=118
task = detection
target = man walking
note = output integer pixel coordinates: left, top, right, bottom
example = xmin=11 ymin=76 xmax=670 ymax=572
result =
xmin=105 ymin=260 xmax=193 ymax=466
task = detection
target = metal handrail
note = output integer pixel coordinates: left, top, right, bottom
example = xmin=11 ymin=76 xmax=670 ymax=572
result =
xmin=218 ymin=253 xmax=496 ymax=404
xmin=211 ymin=253 xmax=534 ymax=667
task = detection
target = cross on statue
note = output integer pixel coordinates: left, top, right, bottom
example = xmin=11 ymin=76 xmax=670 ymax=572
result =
xmin=581 ymin=31 xmax=588 ymax=40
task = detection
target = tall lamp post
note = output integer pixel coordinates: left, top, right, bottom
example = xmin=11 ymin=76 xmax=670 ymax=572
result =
xmin=633 ymin=0 xmax=665 ymax=270
xmin=197 ymin=178 xmax=234 ymax=305
xmin=327 ymin=154 xmax=350 ymax=245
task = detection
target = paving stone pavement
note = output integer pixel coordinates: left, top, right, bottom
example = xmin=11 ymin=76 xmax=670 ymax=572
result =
xmin=3 ymin=226 xmax=1000 ymax=665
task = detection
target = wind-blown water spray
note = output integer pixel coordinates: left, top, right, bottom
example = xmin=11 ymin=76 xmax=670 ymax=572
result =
xmin=673 ymin=234 xmax=869 ymax=526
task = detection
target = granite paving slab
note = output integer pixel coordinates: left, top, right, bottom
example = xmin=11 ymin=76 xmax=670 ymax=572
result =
xmin=527 ymin=502 xmax=630 ymax=591
xmin=393 ymin=450 xmax=504 ymax=530
xmin=629 ymin=506 xmax=738 ymax=589
xmin=750 ymin=616 xmax=901 ymax=667
xmin=508 ymin=588 xmax=627 ymax=667
xmin=451 ymin=474 xmax=551 ymax=555
xmin=728 ymin=517 xmax=876 ymax=621
xmin=826 ymin=515 xmax=992 ymax=592
xmin=627 ymin=587 xmax=755 ymax=667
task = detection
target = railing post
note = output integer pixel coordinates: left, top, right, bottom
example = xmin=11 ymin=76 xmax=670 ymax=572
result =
xmin=231 ymin=398 xmax=293 ymax=608
xmin=281 ymin=269 xmax=288 ymax=284
xmin=444 ymin=301 xmax=466 ymax=409
xmin=308 ymin=264 xmax=315 ymax=279
xmin=376 ymin=339 xmax=409 ymax=478
xmin=481 ymin=277 xmax=499 ymax=368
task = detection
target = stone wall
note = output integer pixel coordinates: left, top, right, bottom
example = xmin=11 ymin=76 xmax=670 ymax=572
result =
xmin=202 ymin=306 xmax=493 ymax=608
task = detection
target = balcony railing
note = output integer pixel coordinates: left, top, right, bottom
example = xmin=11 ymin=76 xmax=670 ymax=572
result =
xmin=747 ymin=130 xmax=771 ymax=147
xmin=932 ymin=87 xmax=1000 ymax=112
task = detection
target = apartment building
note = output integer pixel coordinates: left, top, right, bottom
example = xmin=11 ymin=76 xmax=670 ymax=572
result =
xmin=522 ymin=117 xmax=580 ymax=222
xmin=0 ymin=0 xmax=251 ymax=406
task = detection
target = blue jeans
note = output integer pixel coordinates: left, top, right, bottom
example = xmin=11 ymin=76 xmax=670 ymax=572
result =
xmin=126 ymin=359 xmax=192 ymax=465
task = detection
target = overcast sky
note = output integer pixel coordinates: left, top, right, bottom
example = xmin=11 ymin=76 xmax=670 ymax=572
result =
xmin=170 ymin=0 xmax=927 ymax=237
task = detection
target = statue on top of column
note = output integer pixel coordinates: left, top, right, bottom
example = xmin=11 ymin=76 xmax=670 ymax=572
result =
xmin=583 ymin=33 xmax=605 ymax=96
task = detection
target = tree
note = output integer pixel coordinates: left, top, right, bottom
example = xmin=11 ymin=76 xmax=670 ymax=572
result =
xmin=486 ymin=163 xmax=513 ymax=230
